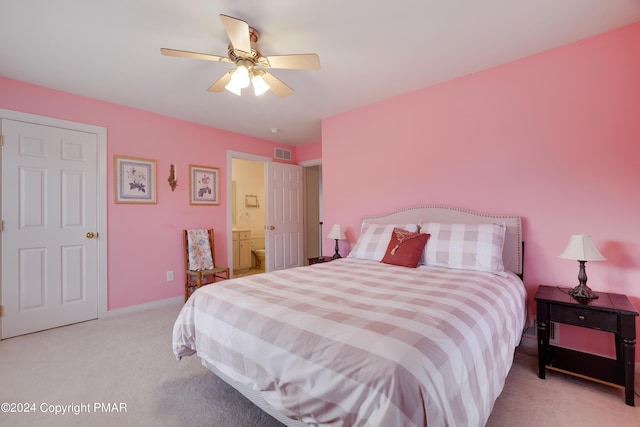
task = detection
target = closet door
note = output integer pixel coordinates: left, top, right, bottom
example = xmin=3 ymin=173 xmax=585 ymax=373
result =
xmin=1 ymin=119 xmax=99 ymax=338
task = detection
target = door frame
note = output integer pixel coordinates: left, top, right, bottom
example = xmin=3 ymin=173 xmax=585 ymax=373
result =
xmin=0 ymin=109 xmax=108 ymax=321
xmin=226 ymin=151 xmax=270 ymax=276
xmin=299 ymin=159 xmax=322 ymax=262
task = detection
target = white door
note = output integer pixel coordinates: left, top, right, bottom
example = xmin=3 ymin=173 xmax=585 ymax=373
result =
xmin=265 ymin=162 xmax=304 ymax=271
xmin=1 ymin=119 xmax=99 ymax=338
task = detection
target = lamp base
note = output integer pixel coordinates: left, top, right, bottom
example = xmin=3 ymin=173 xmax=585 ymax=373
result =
xmin=569 ymin=284 xmax=599 ymax=301
xmin=331 ymin=239 xmax=341 ymax=260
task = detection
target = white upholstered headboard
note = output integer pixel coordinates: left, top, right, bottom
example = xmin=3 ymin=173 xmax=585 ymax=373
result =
xmin=361 ymin=206 xmax=523 ymax=276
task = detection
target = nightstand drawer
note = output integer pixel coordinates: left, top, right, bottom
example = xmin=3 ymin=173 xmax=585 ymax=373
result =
xmin=550 ymin=305 xmax=617 ymax=332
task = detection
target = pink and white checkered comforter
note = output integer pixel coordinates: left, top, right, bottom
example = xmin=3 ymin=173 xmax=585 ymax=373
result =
xmin=173 ymin=257 xmax=527 ymax=427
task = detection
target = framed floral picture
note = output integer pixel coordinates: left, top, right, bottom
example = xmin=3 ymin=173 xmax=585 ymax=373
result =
xmin=114 ymin=156 xmax=157 ymax=204
xmin=190 ymin=165 xmax=220 ymax=205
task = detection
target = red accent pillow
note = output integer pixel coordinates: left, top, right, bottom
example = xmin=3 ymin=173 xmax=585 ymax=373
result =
xmin=381 ymin=228 xmax=430 ymax=268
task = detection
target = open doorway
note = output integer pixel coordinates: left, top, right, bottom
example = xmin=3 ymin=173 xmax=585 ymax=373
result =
xmin=227 ymin=150 xmax=315 ymax=275
xmin=231 ymin=157 xmax=266 ymax=277
xmin=304 ymin=164 xmax=322 ymax=263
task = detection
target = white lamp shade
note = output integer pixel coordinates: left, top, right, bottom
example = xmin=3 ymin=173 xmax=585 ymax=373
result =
xmin=252 ymin=74 xmax=270 ymax=96
xmin=224 ymin=78 xmax=242 ymax=96
xmin=327 ymin=224 xmax=346 ymax=240
xmin=559 ymin=234 xmax=606 ymax=261
xmin=232 ymin=64 xmax=250 ymax=88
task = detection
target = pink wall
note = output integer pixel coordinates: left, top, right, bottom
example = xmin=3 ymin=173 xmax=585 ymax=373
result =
xmin=0 ymin=77 xmax=297 ymax=309
xmin=296 ymin=141 xmax=322 ymax=162
xmin=322 ymin=22 xmax=640 ymax=360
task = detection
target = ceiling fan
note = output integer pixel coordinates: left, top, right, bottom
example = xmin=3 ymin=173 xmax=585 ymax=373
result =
xmin=161 ymin=14 xmax=320 ymax=98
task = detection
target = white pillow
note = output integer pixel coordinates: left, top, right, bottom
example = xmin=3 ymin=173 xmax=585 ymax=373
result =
xmin=348 ymin=223 xmax=419 ymax=261
xmin=419 ymin=222 xmax=506 ymax=273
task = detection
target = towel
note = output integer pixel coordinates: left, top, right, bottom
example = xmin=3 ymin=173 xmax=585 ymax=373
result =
xmin=187 ymin=229 xmax=214 ymax=270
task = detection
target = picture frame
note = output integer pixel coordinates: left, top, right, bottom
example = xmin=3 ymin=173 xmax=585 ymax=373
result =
xmin=190 ymin=165 xmax=220 ymax=205
xmin=114 ymin=156 xmax=157 ymax=204
xmin=245 ymin=194 xmax=259 ymax=208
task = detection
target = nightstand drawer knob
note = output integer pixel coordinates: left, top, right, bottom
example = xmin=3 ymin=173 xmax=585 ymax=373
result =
xmin=578 ymin=315 xmax=585 ymax=320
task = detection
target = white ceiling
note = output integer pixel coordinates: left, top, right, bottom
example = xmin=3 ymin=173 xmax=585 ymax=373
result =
xmin=1 ymin=1 xmax=639 ymax=146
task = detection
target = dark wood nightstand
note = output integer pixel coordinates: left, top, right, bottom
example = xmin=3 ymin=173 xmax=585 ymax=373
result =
xmin=535 ymin=285 xmax=638 ymax=406
xmin=308 ymin=256 xmax=333 ymax=265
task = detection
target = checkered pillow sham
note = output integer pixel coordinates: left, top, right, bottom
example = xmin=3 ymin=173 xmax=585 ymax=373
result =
xmin=419 ymin=222 xmax=506 ymax=273
xmin=348 ymin=223 xmax=419 ymax=261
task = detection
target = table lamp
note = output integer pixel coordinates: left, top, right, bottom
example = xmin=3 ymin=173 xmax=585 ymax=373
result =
xmin=559 ymin=234 xmax=606 ymax=301
xmin=327 ymin=224 xmax=346 ymax=259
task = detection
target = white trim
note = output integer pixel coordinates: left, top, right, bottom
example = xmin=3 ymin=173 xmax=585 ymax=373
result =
xmin=0 ymin=108 xmax=109 ymax=318
xmin=298 ymin=158 xmax=321 ymax=167
xmin=102 ymin=296 xmax=183 ymax=318
xmin=226 ymin=151 xmax=270 ymax=277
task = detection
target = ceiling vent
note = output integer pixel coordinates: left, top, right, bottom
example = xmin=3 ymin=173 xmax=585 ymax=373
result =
xmin=274 ymin=147 xmax=292 ymax=161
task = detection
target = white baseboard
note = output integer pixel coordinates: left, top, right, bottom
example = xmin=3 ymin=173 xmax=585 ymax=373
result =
xmin=102 ymin=296 xmax=183 ymax=318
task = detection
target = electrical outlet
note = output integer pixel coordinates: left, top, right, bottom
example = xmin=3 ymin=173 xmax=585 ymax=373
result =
xmin=166 ymin=270 xmax=174 ymax=281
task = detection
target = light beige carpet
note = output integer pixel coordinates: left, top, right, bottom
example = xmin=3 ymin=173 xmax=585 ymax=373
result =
xmin=487 ymin=345 xmax=640 ymax=426
xmin=1 ymin=301 xmax=638 ymax=426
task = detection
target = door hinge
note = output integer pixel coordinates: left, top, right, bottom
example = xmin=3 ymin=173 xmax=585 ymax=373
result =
xmin=0 ymin=220 xmax=3 ymax=231
xmin=0 ymin=134 xmax=4 ymax=146
xmin=0 ymin=306 xmax=3 ymax=317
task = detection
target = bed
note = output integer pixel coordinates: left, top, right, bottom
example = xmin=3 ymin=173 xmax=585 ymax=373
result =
xmin=173 ymin=206 xmax=527 ymax=427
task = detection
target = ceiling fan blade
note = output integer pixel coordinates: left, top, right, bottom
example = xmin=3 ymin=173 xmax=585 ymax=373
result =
xmin=219 ymin=14 xmax=251 ymax=54
xmin=262 ymin=54 xmax=320 ymax=70
xmin=261 ymin=72 xmax=294 ymax=98
xmin=160 ymin=48 xmax=232 ymax=63
xmin=207 ymin=71 xmax=234 ymax=92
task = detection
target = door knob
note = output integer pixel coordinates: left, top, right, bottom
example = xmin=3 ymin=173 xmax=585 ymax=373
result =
xmin=269 ymin=226 xmax=275 ymax=230
xmin=86 ymin=232 xmax=96 ymax=238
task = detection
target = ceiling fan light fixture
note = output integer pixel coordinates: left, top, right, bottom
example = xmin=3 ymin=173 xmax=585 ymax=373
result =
xmin=162 ymin=15 xmax=320 ymax=99
xmin=232 ymin=63 xmax=251 ymax=89
xmin=252 ymin=74 xmax=270 ymax=96
xmin=225 ymin=62 xmax=251 ymax=95
xmin=224 ymin=80 xmax=242 ymax=96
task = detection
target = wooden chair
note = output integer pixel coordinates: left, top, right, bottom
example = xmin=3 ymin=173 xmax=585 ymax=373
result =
xmin=184 ymin=229 xmax=229 ymax=302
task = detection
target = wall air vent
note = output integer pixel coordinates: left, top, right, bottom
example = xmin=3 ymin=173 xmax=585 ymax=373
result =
xmin=274 ymin=147 xmax=292 ymax=161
